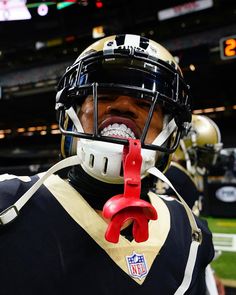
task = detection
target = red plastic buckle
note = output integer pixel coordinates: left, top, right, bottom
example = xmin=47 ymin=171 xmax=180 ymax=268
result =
xmin=103 ymin=139 xmax=157 ymax=243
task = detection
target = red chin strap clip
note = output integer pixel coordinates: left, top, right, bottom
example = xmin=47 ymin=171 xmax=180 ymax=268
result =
xmin=102 ymin=139 xmax=158 ymax=243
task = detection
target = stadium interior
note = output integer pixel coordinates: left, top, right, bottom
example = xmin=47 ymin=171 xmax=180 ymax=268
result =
xmin=0 ymin=1 xmax=236 ymax=293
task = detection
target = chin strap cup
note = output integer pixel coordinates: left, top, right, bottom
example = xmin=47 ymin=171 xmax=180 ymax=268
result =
xmin=103 ymin=139 xmax=158 ymax=243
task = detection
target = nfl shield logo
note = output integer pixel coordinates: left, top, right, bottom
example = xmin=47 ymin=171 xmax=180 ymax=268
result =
xmin=126 ymin=252 xmax=148 ymax=280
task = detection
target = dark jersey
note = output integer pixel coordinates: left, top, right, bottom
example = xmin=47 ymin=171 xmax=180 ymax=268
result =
xmin=0 ymin=173 xmax=214 ymax=295
xmin=164 ymin=162 xmax=201 ymax=209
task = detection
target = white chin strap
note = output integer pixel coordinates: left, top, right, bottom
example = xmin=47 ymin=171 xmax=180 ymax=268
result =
xmin=147 ymin=166 xmax=201 ymax=238
xmin=77 ymin=140 xmax=156 ymax=184
xmin=0 ymin=155 xmax=81 ymax=225
xmin=0 ymin=108 xmax=200 ymax=236
xmin=0 ymin=152 xmax=202 ymax=245
xmin=66 ymin=106 xmax=178 ymax=183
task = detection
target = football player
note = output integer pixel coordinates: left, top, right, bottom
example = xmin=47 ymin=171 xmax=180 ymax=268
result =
xmin=160 ymin=114 xmax=223 ymax=212
xmin=0 ymin=34 xmax=214 ymax=294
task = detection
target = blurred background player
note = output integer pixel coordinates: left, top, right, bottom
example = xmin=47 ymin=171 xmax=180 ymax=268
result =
xmin=156 ymin=114 xmax=225 ymax=295
xmin=157 ymin=114 xmax=223 ymax=213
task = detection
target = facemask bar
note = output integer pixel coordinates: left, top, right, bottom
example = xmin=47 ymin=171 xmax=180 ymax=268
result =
xmin=58 ymin=83 xmax=182 ymax=154
xmin=56 ymin=50 xmax=191 ymax=154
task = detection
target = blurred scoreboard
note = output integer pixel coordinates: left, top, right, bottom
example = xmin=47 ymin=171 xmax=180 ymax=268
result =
xmin=220 ymin=35 xmax=236 ymax=60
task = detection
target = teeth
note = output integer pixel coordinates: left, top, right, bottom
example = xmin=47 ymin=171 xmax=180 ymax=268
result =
xmin=100 ymin=123 xmax=136 ymax=139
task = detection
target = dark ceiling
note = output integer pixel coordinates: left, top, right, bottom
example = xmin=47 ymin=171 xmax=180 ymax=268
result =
xmin=0 ymin=0 xmax=236 ymax=155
